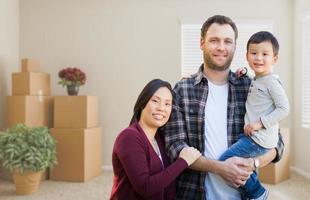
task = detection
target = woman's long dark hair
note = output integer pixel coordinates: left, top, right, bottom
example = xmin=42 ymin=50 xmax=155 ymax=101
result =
xmin=129 ymin=79 xmax=172 ymax=125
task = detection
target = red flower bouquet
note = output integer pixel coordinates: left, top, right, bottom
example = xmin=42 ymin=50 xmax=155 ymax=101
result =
xmin=58 ymin=67 xmax=86 ymax=87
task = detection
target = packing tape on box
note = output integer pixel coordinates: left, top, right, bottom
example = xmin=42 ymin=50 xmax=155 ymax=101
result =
xmin=38 ymin=89 xmax=43 ymax=102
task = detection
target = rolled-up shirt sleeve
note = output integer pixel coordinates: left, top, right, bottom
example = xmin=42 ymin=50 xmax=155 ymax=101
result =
xmin=162 ymin=84 xmax=189 ymax=161
xmin=272 ymin=130 xmax=284 ymax=163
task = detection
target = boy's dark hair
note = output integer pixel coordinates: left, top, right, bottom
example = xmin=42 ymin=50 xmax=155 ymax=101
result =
xmin=201 ymin=15 xmax=238 ymax=40
xmin=130 ymin=79 xmax=172 ymax=125
xmin=247 ymin=31 xmax=279 ymax=55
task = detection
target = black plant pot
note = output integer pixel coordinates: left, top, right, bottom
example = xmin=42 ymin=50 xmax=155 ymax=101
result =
xmin=67 ymin=85 xmax=79 ymax=96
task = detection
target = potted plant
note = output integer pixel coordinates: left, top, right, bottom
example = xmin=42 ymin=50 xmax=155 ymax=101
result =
xmin=0 ymin=124 xmax=57 ymax=195
xmin=58 ymin=67 xmax=86 ymax=95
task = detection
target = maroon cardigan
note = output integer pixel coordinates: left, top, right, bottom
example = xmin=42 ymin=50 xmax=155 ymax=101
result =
xmin=110 ymin=122 xmax=188 ymax=200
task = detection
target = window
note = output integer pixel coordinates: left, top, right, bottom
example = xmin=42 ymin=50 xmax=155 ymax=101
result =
xmin=181 ymin=20 xmax=273 ymax=77
xmin=302 ymin=16 xmax=310 ymax=128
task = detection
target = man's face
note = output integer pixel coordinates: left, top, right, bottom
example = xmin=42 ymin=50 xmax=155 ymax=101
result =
xmin=200 ymin=23 xmax=236 ymax=71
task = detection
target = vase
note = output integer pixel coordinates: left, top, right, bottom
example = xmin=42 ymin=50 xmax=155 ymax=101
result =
xmin=13 ymin=170 xmax=43 ymax=195
xmin=67 ymin=85 xmax=79 ymax=96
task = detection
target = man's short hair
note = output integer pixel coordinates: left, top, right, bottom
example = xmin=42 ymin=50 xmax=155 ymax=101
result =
xmin=201 ymin=15 xmax=238 ymax=40
xmin=246 ymin=31 xmax=279 ymax=55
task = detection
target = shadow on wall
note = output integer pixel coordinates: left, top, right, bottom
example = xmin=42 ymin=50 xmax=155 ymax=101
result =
xmin=0 ymin=57 xmax=8 ymax=130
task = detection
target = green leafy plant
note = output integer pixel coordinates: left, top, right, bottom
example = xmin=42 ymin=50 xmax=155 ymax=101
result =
xmin=0 ymin=124 xmax=57 ymax=175
xmin=58 ymin=67 xmax=86 ymax=87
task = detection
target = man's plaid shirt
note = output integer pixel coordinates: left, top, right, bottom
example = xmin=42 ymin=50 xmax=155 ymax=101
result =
xmin=163 ymin=65 xmax=284 ymax=200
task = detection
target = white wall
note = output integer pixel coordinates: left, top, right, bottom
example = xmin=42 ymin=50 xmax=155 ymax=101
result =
xmin=293 ymin=0 xmax=310 ymax=176
xmin=0 ymin=0 xmax=19 ymax=129
xmin=19 ymin=0 xmax=293 ymax=167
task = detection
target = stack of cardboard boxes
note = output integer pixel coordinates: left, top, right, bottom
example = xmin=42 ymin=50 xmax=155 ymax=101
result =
xmin=50 ymin=96 xmax=102 ymax=182
xmin=7 ymin=59 xmax=53 ymax=128
xmin=0 ymin=58 xmax=53 ymax=181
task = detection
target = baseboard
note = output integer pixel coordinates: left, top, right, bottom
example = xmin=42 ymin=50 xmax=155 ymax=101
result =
xmin=102 ymin=165 xmax=113 ymax=171
xmin=291 ymin=166 xmax=310 ymax=180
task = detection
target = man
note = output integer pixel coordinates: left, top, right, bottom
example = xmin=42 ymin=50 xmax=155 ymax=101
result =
xmin=163 ymin=15 xmax=284 ymax=200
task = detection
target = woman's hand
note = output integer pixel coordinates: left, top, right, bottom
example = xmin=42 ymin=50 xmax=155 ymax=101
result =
xmin=179 ymin=147 xmax=202 ymax=166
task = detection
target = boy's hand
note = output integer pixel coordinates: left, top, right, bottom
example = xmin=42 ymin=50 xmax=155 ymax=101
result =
xmin=244 ymin=121 xmax=263 ymax=136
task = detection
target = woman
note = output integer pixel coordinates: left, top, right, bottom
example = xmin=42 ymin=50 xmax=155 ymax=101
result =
xmin=110 ymin=79 xmax=201 ymax=200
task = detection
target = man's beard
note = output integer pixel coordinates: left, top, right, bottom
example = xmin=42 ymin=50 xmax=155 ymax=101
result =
xmin=203 ymin=52 xmax=233 ymax=71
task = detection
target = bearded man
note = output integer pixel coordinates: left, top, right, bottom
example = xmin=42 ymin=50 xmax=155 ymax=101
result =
xmin=163 ymin=15 xmax=284 ymax=200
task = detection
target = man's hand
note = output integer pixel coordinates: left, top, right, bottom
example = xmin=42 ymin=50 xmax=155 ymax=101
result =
xmin=244 ymin=121 xmax=263 ymax=136
xmin=217 ymin=157 xmax=254 ymax=188
xmin=236 ymin=67 xmax=247 ymax=78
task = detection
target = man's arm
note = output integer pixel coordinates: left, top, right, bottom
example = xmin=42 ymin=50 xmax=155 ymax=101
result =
xmin=256 ymin=131 xmax=284 ymax=167
xmin=163 ymin=85 xmax=189 ymax=161
xmin=188 ymin=144 xmax=279 ymax=187
xmin=190 ymin=156 xmax=253 ymax=187
xmin=190 ymin=132 xmax=284 ymax=186
xmin=272 ymin=131 xmax=285 ymax=162
xmin=256 ymin=148 xmax=277 ymax=168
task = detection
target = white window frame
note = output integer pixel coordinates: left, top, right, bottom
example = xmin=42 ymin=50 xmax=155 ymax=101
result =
xmin=302 ymin=15 xmax=310 ymax=129
xmin=181 ymin=20 xmax=274 ymax=78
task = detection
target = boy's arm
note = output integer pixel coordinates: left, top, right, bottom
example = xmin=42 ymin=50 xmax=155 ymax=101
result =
xmin=260 ymin=78 xmax=289 ymax=129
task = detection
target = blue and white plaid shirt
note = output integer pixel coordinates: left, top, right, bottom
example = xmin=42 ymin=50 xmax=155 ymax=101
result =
xmin=162 ymin=65 xmax=284 ymax=200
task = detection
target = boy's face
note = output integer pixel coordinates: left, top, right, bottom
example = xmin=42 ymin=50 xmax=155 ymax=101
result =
xmin=246 ymin=41 xmax=278 ymax=77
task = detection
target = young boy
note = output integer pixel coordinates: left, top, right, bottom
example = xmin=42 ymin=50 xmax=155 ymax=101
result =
xmin=219 ymin=31 xmax=290 ymax=200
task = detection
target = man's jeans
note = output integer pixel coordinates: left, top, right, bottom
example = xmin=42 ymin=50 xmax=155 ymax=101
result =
xmin=219 ymin=134 xmax=270 ymax=199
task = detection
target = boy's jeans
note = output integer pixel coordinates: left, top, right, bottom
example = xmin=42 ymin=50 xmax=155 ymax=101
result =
xmin=219 ymin=134 xmax=270 ymax=199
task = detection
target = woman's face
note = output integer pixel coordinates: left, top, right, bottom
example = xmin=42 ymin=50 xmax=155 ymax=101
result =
xmin=140 ymin=87 xmax=172 ymax=129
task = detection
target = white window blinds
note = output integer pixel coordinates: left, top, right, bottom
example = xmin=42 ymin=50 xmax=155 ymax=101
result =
xmin=181 ymin=20 xmax=273 ymax=77
xmin=302 ymin=16 xmax=310 ymax=128
xmin=181 ymin=24 xmax=203 ymax=77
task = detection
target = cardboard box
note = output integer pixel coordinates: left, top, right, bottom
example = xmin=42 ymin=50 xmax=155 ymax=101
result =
xmin=21 ymin=58 xmax=40 ymax=72
xmin=6 ymin=96 xmax=53 ymax=128
xmin=50 ymin=127 xmax=102 ymax=182
xmin=12 ymin=72 xmax=50 ymax=96
xmin=54 ymin=96 xmax=99 ymax=128
xmin=259 ymin=128 xmax=290 ymax=184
